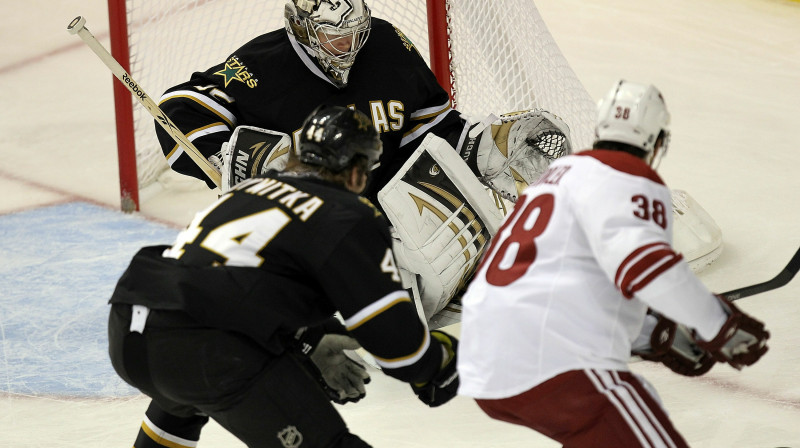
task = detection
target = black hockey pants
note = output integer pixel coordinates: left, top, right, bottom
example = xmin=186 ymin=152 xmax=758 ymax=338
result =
xmin=108 ymin=303 xmax=371 ymax=448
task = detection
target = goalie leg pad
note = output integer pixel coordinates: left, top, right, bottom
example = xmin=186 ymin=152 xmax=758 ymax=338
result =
xmin=378 ymin=134 xmax=504 ymax=321
xmin=221 ymin=126 xmax=292 ymax=192
xmin=462 ymin=109 xmax=573 ymax=202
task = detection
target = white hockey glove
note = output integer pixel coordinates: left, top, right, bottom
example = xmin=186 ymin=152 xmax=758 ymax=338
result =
xmin=632 ymin=311 xmax=715 ymax=377
xmin=289 ymin=319 xmax=371 ymax=404
xmin=461 ymin=109 xmax=572 ymax=202
xmin=309 ymin=334 xmax=371 ymax=404
xmin=220 ymin=126 xmax=292 ymax=192
xmin=696 ymin=295 xmax=770 ymax=370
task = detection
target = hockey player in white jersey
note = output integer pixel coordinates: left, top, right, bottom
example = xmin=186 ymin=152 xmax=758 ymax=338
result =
xmin=457 ymin=80 xmax=770 ymax=447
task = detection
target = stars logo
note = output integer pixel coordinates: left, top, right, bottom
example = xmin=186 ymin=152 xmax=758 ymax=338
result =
xmin=214 ymin=56 xmax=258 ymax=88
xmin=393 ymin=26 xmax=417 ymax=53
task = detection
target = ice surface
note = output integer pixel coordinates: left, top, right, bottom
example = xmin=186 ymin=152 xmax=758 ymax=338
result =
xmin=1 ymin=0 xmax=798 ymax=446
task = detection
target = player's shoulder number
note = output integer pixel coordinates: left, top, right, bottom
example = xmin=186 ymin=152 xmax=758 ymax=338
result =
xmin=380 ymin=248 xmax=401 ymax=283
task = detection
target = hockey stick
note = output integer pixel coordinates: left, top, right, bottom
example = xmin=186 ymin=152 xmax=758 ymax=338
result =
xmin=67 ymin=16 xmax=222 ymax=188
xmin=721 ymin=246 xmax=800 ymax=301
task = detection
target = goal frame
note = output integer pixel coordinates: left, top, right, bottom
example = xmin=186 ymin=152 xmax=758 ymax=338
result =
xmin=106 ymin=0 xmax=455 ymax=212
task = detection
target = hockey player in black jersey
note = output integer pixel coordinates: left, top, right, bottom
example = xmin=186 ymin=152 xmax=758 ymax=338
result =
xmin=109 ymin=105 xmax=460 ymax=448
xmin=155 ymin=0 xmax=573 ymax=326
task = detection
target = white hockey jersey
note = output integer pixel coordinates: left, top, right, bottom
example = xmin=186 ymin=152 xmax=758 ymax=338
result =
xmin=457 ymin=150 xmax=728 ymax=400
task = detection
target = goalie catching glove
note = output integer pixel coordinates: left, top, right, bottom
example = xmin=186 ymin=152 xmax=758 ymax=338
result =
xmin=696 ymin=295 xmax=770 ymax=370
xmin=461 ymin=109 xmax=572 ymax=202
xmin=632 ymin=311 xmax=715 ymax=377
xmin=411 ymin=330 xmax=460 ymax=407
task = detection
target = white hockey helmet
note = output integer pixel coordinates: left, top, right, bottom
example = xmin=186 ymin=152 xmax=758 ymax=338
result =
xmin=285 ymin=0 xmax=372 ymax=88
xmin=595 ymin=80 xmax=671 ymax=166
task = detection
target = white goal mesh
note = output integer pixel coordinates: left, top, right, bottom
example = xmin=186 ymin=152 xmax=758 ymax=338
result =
xmin=116 ymin=0 xmax=596 ymax=194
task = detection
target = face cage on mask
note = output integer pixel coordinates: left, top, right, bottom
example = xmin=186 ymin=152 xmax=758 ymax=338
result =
xmin=305 ymin=20 xmax=371 ymax=80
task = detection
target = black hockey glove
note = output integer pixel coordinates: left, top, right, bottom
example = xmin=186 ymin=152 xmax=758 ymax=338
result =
xmin=633 ymin=312 xmax=715 ymax=377
xmin=411 ymin=330 xmax=459 ymax=407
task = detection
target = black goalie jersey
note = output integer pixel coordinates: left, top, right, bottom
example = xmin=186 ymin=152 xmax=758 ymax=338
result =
xmin=156 ymin=18 xmax=467 ymax=203
xmin=110 ymin=173 xmax=445 ymax=384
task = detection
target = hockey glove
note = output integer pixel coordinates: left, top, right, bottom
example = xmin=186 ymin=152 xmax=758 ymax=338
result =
xmin=696 ymin=295 xmax=770 ymax=370
xmin=411 ymin=330 xmax=459 ymax=407
xmin=633 ymin=312 xmax=715 ymax=377
xmin=461 ymin=109 xmax=572 ymax=202
xmin=220 ymin=126 xmax=292 ymax=192
xmin=289 ymin=318 xmax=370 ymax=404
xmin=309 ymin=334 xmax=371 ymax=404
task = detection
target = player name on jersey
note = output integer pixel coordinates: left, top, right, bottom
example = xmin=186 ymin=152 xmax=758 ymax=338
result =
xmin=233 ymin=177 xmax=324 ymax=221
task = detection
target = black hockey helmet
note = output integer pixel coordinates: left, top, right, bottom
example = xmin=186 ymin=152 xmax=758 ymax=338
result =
xmin=298 ymin=105 xmax=382 ymax=172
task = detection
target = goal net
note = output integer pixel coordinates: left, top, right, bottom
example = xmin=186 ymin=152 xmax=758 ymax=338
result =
xmin=109 ymin=0 xmax=596 ymax=211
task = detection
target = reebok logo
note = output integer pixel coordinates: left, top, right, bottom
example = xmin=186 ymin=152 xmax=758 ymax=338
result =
xmin=121 ymin=73 xmax=147 ymax=100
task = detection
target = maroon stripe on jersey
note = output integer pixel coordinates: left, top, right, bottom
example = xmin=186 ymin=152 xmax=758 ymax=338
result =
xmin=576 ymin=150 xmax=665 ymax=185
xmin=616 ymin=242 xmax=683 ymax=298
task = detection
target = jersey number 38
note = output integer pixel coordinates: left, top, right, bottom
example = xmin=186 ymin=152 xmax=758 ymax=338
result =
xmin=481 ymin=193 xmax=555 ymax=287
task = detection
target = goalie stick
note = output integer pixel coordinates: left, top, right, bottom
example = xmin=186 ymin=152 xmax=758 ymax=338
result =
xmin=66 ymin=16 xmax=222 ymax=188
xmin=721 ymin=245 xmax=800 ymax=301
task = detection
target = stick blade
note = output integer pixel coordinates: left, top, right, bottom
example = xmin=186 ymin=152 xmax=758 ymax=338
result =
xmin=723 ymin=246 xmax=800 ymax=301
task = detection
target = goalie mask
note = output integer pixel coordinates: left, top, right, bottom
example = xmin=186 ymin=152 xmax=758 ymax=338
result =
xmin=299 ymin=105 xmax=382 ymax=172
xmin=595 ymin=79 xmax=671 ymax=167
xmin=285 ymin=0 xmax=372 ymax=88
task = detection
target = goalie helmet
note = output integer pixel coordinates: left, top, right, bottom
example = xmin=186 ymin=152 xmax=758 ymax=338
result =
xmin=299 ymin=105 xmax=382 ymax=172
xmin=595 ymin=79 xmax=671 ymax=166
xmin=285 ymin=0 xmax=372 ymax=88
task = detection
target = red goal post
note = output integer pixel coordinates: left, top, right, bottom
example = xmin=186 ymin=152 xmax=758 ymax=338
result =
xmin=107 ymin=0 xmax=596 ymax=212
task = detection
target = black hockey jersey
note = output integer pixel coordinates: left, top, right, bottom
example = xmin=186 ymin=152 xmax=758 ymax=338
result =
xmin=156 ymin=18 xmax=467 ymax=203
xmin=110 ymin=173 xmax=444 ymax=384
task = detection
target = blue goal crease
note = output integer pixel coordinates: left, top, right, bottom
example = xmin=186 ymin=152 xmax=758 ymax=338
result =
xmin=0 ymin=202 xmax=178 ymax=396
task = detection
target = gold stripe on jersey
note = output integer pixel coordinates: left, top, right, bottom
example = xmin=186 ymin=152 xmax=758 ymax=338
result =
xmin=410 ymin=102 xmax=451 ymax=121
xmin=165 ymin=122 xmax=229 ymax=165
xmin=344 ymin=290 xmax=411 ymax=331
xmin=401 ymin=102 xmax=452 ymax=140
xmin=159 ymin=90 xmax=236 ymax=128
xmin=371 ymin=330 xmax=431 ymax=368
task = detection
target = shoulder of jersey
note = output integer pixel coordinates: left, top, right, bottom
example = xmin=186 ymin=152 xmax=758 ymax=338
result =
xmin=573 ymin=149 xmax=665 ymax=186
xmin=371 ymin=17 xmax=422 ymax=56
xmin=239 ymin=28 xmax=290 ymax=57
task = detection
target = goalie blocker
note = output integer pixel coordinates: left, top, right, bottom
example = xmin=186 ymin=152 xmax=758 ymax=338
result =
xmin=219 ymin=126 xmax=292 ymax=192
